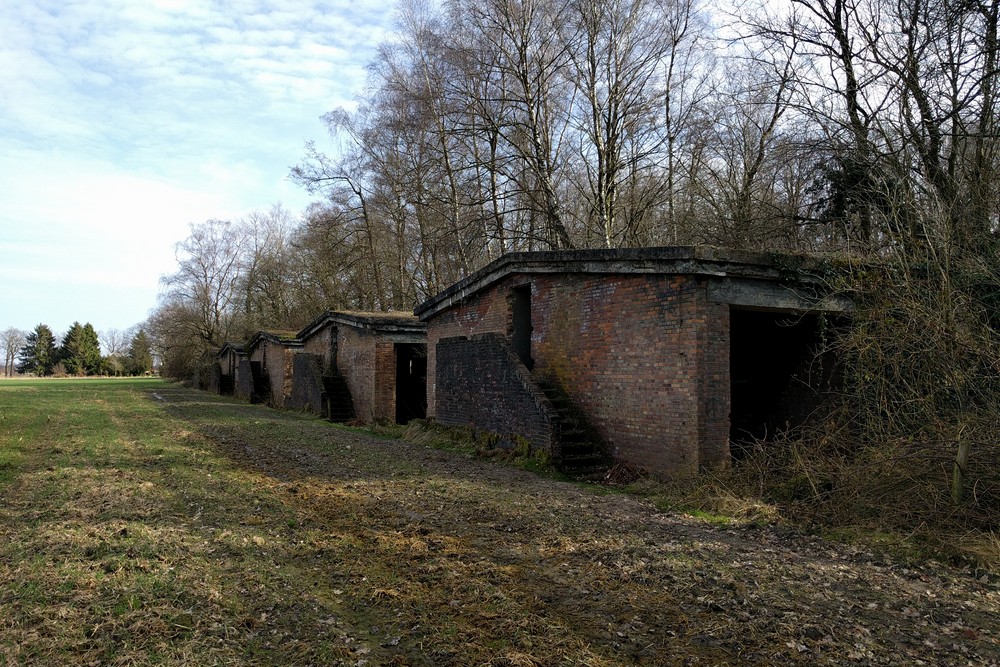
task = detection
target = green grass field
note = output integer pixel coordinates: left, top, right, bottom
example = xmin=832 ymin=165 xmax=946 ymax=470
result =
xmin=0 ymin=378 xmax=375 ymax=665
xmin=1 ymin=378 xmax=997 ymax=667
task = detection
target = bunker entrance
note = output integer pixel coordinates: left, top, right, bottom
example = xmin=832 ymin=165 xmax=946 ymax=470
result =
xmin=395 ymin=343 xmax=427 ymax=424
xmin=729 ymin=309 xmax=829 ymax=459
xmin=511 ymin=285 xmax=533 ymax=370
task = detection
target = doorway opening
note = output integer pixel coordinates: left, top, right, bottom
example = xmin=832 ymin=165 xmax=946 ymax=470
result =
xmin=511 ymin=285 xmax=533 ymax=369
xmin=729 ymin=309 xmax=833 ymax=459
xmin=395 ymin=343 xmax=427 ymax=424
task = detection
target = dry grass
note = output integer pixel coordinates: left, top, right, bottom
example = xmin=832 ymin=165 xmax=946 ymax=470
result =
xmin=0 ymin=379 xmax=997 ymax=666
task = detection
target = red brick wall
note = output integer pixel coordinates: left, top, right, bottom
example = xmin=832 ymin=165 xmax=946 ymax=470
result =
xmin=248 ymin=340 xmax=298 ymax=409
xmin=697 ymin=301 xmax=732 ymax=470
xmin=302 ymin=325 xmax=336 ymax=370
xmin=208 ymin=363 xmax=222 ymax=394
xmin=288 ymin=353 xmax=326 ymax=414
xmin=337 ymin=326 xmax=375 ymax=420
xmin=280 ymin=349 xmax=296 ymax=409
xmin=297 ymin=322 xmax=401 ymax=424
xmin=425 ymin=280 xmax=517 ymax=419
xmin=424 ymin=272 xmax=733 ymax=476
xmin=219 ymin=349 xmax=239 ymax=377
xmin=235 ymin=357 xmax=255 ymax=401
xmin=436 ymin=333 xmax=558 ymax=453
xmin=336 ymin=327 xmax=397 ymax=423
xmin=373 ymin=341 xmax=396 ymax=422
xmin=291 ymin=326 xmax=336 ymax=417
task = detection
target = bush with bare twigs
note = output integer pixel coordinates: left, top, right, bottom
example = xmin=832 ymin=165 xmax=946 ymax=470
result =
xmin=716 ymin=246 xmax=1000 ymax=559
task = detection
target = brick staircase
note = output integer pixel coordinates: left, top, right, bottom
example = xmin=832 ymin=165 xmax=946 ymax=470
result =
xmin=322 ymin=374 xmax=355 ymax=423
xmin=536 ymin=379 xmax=608 ymax=479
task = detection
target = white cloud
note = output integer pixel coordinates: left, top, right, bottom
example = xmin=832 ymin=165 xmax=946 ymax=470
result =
xmin=0 ymin=0 xmax=395 ymax=331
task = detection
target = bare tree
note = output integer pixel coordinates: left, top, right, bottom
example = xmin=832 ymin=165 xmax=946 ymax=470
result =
xmin=455 ymin=0 xmax=576 ymax=248
xmin=661 ymin=0 xmax=713 ymax=243
xmin=293 ymin=135 xmax=396 ymax=310
xmin=736 ymin=0 xmax=1000 ymax=517
xmin=563 ymin=0 xmax=681 ymax=247
xmin=100 ymin=328 xmax=130 ymax=357
xmin=745 ymin=0 xmax=1000 ymax=251
xmin=691 ymin=44 xmax=800 ymax=248
xmin=100 ymin=327 xmax=132 ymax=377
xmin=1 ymin=327 xmax=27 ymax=377
xmin=154 ymin=219 xmax=251 ymax=380
xmin=369 ymin=2 xmax=486 ymax=294
xmin=238 ymin=205 xmax=305 ymax=327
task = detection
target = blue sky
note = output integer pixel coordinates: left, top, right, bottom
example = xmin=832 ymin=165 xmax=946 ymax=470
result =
xmin=0 ymin=0 xmax=393 ymax=338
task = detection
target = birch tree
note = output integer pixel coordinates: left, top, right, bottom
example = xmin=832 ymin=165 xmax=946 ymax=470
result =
xmin=564 ymin=0 xmax=679 ymax=247
xmin=454 ymin=0 xmax=576 ymax=248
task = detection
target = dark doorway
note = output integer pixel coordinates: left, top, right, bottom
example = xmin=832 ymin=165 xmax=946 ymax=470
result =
xmin=511 ymin=285 xmax=533 ymax=369
xmin=395 ymin=343 xmax=427 ymax=424
xmin=729 ymin=309 xmax=831 ymax=458
xmin=249 ymin=361 xmax=269 ymax=405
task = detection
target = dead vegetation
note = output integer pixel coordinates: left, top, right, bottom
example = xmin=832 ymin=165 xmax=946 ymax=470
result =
xmin=658 ymin=254 xmax=1000 ymax=573
xmin=2 ymin=380 xmax=996 ymax=666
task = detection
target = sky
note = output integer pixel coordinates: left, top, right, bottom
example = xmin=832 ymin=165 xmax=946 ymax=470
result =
xmin=0 ymin=0 xmax=395 ymax=340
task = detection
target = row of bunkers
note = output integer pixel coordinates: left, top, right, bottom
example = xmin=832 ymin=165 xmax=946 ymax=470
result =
xmin=207 ymin=246 xmax=849 ymax=478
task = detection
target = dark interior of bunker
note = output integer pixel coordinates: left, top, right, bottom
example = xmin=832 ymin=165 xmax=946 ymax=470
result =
xmin=511 ymin=285 xmax=533 ymax=370
xmin=729 ymin=309 xmax=838 ymax=459
xmin=395 ymin=343 xmax=427 ymax=424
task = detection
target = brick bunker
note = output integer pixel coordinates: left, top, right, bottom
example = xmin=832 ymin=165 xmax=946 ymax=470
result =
xmin=291 ymin=311 xmax=427 ymax=424
xmin=415 ymin=246 xmax=848 ymax=478
xmin=242 ymin=331 xmax=303 ymax=408
xmin=209 ymin=342 xmax=244 ymax=396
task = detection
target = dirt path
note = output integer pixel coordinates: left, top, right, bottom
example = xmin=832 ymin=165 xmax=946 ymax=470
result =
xmin=156 ymin=386 xmax=999 ymax=667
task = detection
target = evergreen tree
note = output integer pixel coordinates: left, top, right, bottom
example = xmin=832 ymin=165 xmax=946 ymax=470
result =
xmin=17 ymin=324 xmax=57 ymax=376
xmin=59 ymin=322 xmax=84 ymax=375
xmin=126 ymin=329 xmax=153 ymax=376
xmin=80 ymin=323 xmax=102 ymax=375
xmin=60 ymin=322 xmax=102 ymax=376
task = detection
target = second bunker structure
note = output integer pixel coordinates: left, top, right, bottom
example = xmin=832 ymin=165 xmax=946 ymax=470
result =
xmin=290 ymin=311 xmax=428 ymax=424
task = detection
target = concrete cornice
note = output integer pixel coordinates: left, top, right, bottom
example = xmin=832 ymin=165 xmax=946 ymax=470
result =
xmin=414 ymin=246 xmax=843 ymax=320
xmin=296 ymin=310 xmax=426 ymax=342
xmin=246 ymin=330 xmax=304 ymax=352
xmin=216 ymin=342 xmax=245 ymax=358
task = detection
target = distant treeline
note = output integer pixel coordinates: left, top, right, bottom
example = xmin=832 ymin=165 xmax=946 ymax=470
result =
xmin=1 ymin=323 xmax=153 ymax=378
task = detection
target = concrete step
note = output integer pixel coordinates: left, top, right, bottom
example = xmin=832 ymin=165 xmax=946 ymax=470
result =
xmin=535 ymin=377 xmax=609 ymax=477
xmin=560 ymin=440 xmax=599 ymax=455
xmin=570 ymin=468 xmax=610 ymax=483
xmin=559 ymin=453 xmax=608 ymax=470
xmin=558 ymin=427 xmax=591 ymax=442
